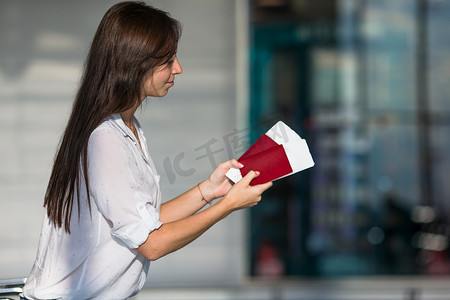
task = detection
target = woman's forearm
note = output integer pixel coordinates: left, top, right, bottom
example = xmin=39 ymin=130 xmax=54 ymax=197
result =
xmin=159 ymin=180 xmax=213 ymax=223
xmin=138 ymin=171 xmax=272 ymax=261
xmin=138 ymin=199 xmax=231 ymax=261
xmin=159 ymin=160 xmax=244 ymax=223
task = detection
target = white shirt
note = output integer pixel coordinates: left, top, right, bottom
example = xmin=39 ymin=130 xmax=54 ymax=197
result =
xmin=23 ymin=114 xmax=162 ymax=299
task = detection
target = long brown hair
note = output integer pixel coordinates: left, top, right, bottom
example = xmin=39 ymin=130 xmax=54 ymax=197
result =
xmin=45 ymin=1 xmax=181 ymax=233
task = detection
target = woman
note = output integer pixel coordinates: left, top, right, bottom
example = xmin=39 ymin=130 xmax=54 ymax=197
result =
xmin=22 ymin=1 xmax=272 ymax=299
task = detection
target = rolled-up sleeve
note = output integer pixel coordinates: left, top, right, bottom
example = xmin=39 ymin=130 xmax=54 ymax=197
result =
xmin=87 ymin=128 xmax=162 ymax=249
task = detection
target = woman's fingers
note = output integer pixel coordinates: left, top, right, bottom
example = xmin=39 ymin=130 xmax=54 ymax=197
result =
xmin=240 ymin=170 xmax=272 ymax=189
xmin=218 ymin=159 xmax=243 ymax=172
xmin=240 ymin=170 xmax=260 ymax=185
xmin=238 ymin=170 xmax=272 ymax=188
xmin=238 ymin=170 xmax=273 ymax=196
xmin=254 ymin=180 xmax=273 ymax=193
xmin=231 ymin=159 xmax=244 ymax=169
xmin=237 ymin=171 xmax=273 ymax=200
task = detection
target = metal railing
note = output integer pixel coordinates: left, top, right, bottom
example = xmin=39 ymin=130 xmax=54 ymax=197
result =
xmin=0 ymin=278 xmax=26 ymax=300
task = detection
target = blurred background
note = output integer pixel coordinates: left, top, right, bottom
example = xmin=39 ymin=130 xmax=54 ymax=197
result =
xmin=1 ymin=0 xmax=450 ymax=299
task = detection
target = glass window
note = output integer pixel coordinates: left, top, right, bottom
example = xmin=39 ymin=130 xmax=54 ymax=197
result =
xmin=249 ymin=0 xmax=450 ymax=277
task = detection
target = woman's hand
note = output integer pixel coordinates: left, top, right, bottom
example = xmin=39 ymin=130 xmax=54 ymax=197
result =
xmin=220 ymin=170 xmax=273 ymax=212
xmin=199 ymin=159 xmax=243 ymax=201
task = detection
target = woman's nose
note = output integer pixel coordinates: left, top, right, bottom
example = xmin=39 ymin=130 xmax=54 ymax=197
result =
xmin=173 ymin=57 xmax=182 ymax=74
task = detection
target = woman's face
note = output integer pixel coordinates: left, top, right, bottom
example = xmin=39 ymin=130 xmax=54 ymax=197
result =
xmin=142 ymin=56 xmax=182 ymax=98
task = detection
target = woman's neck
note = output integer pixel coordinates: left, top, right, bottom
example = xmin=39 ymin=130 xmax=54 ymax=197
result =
xmin=120 ymin=102 xmax=140 ymax=128
xmin=120 ymin=107 xmax=143 ymax=149
xmin=120 ymin=112 xmax=134 ymax=129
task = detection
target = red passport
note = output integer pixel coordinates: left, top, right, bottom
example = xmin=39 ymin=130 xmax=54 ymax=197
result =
xmin=226 ymin=121 xmax=314 ymax=185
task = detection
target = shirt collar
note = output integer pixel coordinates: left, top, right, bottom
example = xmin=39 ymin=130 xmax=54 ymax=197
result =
xmin=107 ymin=113 xmax=136 ymax=140
xmin=106 ymin=113 xmax=150 ymax=163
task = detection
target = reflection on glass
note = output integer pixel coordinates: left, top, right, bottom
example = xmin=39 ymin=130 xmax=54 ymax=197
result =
xmin=250 ymin=0 xmax=450 ymax=277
